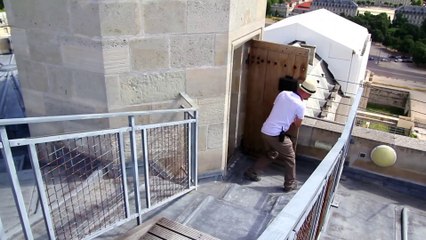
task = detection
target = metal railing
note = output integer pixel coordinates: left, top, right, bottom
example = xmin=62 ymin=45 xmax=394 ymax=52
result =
xmin=258 ymin=88 xmax=363 ymax=240
xmin=0 ymin=93 xmax=198 ymax=240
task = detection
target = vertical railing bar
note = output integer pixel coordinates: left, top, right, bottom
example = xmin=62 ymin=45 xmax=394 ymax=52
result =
xmin=28 ymin=144 xmax=57 ymax=240
xmin=187 ymin=113 xmax=192 ymax=189
xmin=118 ymin=132 xmax=130 ymax=218
xmin=0 ymin=127 xmax=34 ymax=240
xmin=193 ymin=111 xmax=198 ymax=187
xmin=128 ymin=116 xmax=142 ymax=225
xmin=142 ymin=129 xmax=151 ymax=208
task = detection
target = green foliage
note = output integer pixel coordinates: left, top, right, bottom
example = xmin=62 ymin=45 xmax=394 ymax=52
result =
xmin=411 ymin=0 xmax=423 ymax=5
xmin=366 ymin=103 xmax=405 ymax=116
xmin=0 ymin=0 xmax=3 ymax=10
xmin=346 ymin=12 xmax=426 ymax=65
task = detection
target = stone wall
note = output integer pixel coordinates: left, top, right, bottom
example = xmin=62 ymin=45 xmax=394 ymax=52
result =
xmin=297 ymin=119 xmax=426 ymax=185
xmin=5 ymin=0 xmax=267 ymax=175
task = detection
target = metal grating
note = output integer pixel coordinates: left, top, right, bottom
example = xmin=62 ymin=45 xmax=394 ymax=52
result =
xmin=296 ymin=189 xmax=325 ymax=240
xmin=147 ymin=124 xmax=189 ymax=205
xmin=36 ymin=133 xmax=126 ymax=240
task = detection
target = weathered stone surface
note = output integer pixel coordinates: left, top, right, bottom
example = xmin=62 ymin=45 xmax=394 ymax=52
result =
xmin=9 ymin=28 xmax=30 ymax=57
xmin=198 ymin=148 xmax=224 ymax=174
xmin=61 ymin=36 xmax=104 ymax=73
xmin=6 ymin=0 xmax=38 ymax=28
xmin=198 ymin=97 xmax=225 ymax=125
xmin=130 ymin=37 xmax=169 ymax=72
xmin=105 ymin=75 xmax=121 ymax=108
xmin=17 ymin=59 xmax=48 ymax=92
xmin=187 ymin=0 xmax=229 ymax=33
xmin=186 ymin=67 xmax=227 ymax=98
xmin=72 ymin=70 xmax=107 ymax=104
xmin=198 ymin=125 xmax=208 ymax=151
xmin=103 ymin=39 xmax=130 ymax=74
xmin=46 ymin=65 xmax=74 ymax=97
xmin=99 ymin=2 xmax=142 ymax=36
xmin=143 ymin=0 xmax=186 ymax=34
xmin=119 ymin=71 xmax=185 ymax=104
xmin=37 ymin=0 xmax=70 ymax=32
xmin=70 ymin=0 xmax=101 ymax=37
xmin=27 ymin=30 xmax=62 ymax=65
xmin=215 ymin=34 xmax=229 ymax=66
xmin=170 ymin=34 xmax=214 ymax=68
xmin=20 ymin=88 xmax=46 ymax=117
xmin=208 ymin=124 xmax=224 ymax=149
xmin=229 ymin=0 xmax=266 ymax=31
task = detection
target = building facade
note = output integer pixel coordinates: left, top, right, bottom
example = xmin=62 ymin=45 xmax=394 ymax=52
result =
xmin=395 ymin=5 xmax=426 ymax=26
xmin=4 ymin=0 xmax=267 ymax=177
xmin=311 ymin=0 xmax=358 ymax=17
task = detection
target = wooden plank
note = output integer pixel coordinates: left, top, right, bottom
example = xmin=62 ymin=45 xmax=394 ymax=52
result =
xmin=148 ymin=225 xmax=190 ymax=240
xmin=157 ymin=218 xmax=219 ymax=240
xmin=243 ymin=45 xmax=268 ymax=153
xmin=140 ymin=233 xmax=163 ymax=240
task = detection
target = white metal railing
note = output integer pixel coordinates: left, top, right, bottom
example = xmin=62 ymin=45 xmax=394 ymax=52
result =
xmin=258 ymin=88 xmax=363 ymax=240
xmin=0 ymin=93 xmax=198 ymax=240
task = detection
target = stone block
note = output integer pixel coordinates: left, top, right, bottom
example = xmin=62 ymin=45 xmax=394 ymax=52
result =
xmin=186 ymin=67 xmax=227 ymax=98
xmin=6 ymin=0 xmax=36 ymax=28
xmin=230 ymin=0 xmax=259 ymax=31
xmin=170 ymin=34 xmax=214 ymax=68
xmin=103 ymin=39 xmax=130 ymax=74
xmin=37 ymin=0 xmax=70 ymax=32
xmin=198 ymin=148 xmax=224 ymax=174
xmin=142 ymin=0 xmax=186 ymax=34
xmin=72 ymin=70 xmax=107 ymax=104
xmin=215 ymin=34 xmax=229 ymax=66
xmin=99 ymin=2 xmax=142 ymax=36
xmin=208 ymin=124 xmax=224 ymax=149
xmin=61 ymin=36 xmax=104 ymax=73
xmin=119 ymin=71 xmax=185 ymax=105
xmin=46 ymin=65 xmax=74 ymax=97
xmin=130 ymin=37 xmax=169 ymax=72
xmin=187 ymin=0 xmax=229 ymax=33
xmin=20 ymin=88 xmax=46 ymax=117
xmin=198 ymin=125 xmax=208 ymax=151
xmin=27 ymin=30 xmax=62 ymax=65
xmin=70 ymin=0 xmax=101 ymax=37
xmin=105 ymin=75 xmax=121 ymax=109
xmin=18 ymin=59 xmax=48 ymax=92
xmin=9 ymin=28 xmax=30 ymax=57
xmin=197 ymin=97 xmax=225 ymax=125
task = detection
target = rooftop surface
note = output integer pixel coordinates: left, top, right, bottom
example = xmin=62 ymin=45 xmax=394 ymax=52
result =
xmin=94 ymin=152 xmax=426 ymax=240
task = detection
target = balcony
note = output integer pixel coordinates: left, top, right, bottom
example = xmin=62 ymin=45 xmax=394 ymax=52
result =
xmin=1 ymin=88 xmax=425 ymax=240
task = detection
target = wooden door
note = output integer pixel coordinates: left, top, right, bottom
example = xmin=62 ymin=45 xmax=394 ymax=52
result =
xmin=243 ymin=40 xmax=309 ymax=154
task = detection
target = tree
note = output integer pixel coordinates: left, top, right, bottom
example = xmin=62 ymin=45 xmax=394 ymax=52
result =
xmin=411 ymin=42 xmax=426 ymax=64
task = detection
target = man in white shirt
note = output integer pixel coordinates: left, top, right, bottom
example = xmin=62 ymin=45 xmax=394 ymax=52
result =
xmin=244 ymin=78 xmax=317 ymax=192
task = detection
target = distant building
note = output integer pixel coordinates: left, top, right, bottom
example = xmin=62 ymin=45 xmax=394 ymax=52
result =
xmin=311 ymin=0 xmax=358 ymax=17
xmin=271 ymin=0 xmax=310 ymax=17
xmin=395 ymin=5 xmax=426 ymax=27
xmin=291 ymin=2 xmax=313 ymax=16
xmin=270 ymin=3 xmax=289 ymax=17
xmin=369 ymin=0 xmax=411 ymax=7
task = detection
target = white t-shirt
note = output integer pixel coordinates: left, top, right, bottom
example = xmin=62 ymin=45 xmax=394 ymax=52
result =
xmin=261 ymin=91 xmax=306 ymax=136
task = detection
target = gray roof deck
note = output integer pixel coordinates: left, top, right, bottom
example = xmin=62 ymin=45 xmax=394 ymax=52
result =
xmin=1 ymin=152 xmax=426 ymax=240
xmin=101 ymin=153 xmax=426 ymax=240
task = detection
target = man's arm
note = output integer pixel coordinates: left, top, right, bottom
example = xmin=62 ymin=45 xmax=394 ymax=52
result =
xmin=293 ymin=116 xmax=303 ymax=128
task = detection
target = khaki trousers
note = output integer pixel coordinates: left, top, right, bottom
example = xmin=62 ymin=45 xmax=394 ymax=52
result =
xmin=253 ymin=133 xmax=296 ymax=188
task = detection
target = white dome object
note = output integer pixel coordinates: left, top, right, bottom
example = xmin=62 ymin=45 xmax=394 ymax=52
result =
xmin=370 ymin=145 xmax=397 ymax=167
